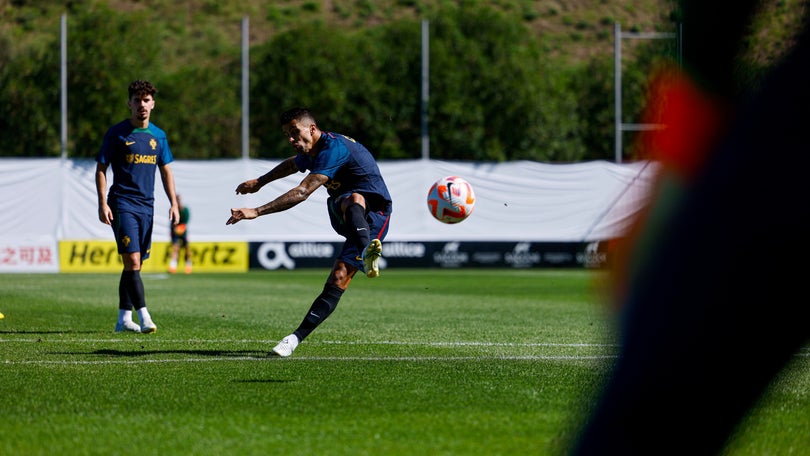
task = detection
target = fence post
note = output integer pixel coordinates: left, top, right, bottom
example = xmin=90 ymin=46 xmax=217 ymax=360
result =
xmin=60 ymin=13 xmax=67 ymax=160
xmin=614 ymin=22 xmax=679 ymax=163
xmin=241 ymin=16 xmax=250 ymax=160
xmin=421 ymin=19 xmax=430 ymax=160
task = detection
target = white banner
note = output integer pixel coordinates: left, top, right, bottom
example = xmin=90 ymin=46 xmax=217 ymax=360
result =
xmin=1 ymin=157 xmax=657 ymax=246
xmin=0 ymin=237 xmax=59 ymax=273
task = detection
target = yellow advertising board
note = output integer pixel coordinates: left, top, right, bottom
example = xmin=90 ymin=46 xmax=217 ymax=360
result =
xmin=59 ymin=240 xmax=248 ymax=273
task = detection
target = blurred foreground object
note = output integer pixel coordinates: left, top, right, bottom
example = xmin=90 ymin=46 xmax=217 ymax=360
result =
xmin=572 ymin=1 xmax=810 ymax=454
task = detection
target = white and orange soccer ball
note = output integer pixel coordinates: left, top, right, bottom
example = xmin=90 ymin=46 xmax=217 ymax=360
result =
xmin=426 ymin=175 xmax=476 ymax=224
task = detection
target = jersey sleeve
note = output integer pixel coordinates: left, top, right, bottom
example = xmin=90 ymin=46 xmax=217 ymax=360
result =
xmin=150 ymin=124 xmax=174 ymax=165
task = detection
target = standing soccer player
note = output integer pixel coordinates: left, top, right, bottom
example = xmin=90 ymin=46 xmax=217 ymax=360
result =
xmin=226 ymin=107 xmax=392 ymax=357
xmin=96 ymin=80 xmax=180 ymax=334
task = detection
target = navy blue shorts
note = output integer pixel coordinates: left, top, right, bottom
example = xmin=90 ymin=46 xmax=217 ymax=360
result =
xmin=111 ymin=210 xmax=153 ymax=260
xmin=327 ymin=195 xmax=391 ymax=272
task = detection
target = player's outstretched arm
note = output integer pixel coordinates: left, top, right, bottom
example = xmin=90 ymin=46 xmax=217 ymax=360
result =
xmin=226 ymin=173 xmax=328 ymax=225
xmin=226 ymin=207 xmax=258 ymax=225
xmin=234 ymin=178 xmax=261 ymax=195
xmin=235 ymin=157 xmax=298 ymax=194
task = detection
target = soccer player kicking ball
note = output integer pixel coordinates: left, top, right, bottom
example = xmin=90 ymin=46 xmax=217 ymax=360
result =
xmin=227 ymin=107 xmax=392 ymax=358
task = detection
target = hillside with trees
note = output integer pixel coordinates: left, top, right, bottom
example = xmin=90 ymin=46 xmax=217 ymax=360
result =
xmin=0 ymin=0 xmax=804 ymax=161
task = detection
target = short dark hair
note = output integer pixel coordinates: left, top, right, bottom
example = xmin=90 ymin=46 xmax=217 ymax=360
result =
xmin=128 ymin=80 xmax=157 ymax=99
xmin=280 ymin=107 xmax=315 ymax=126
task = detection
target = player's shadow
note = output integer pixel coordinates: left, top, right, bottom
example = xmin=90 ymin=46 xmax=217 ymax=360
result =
xmin=57 ymin=348 xmax=267 ymax=358
xmin=0 ymin=330 xmax=99 ymax=335
xmin=80 ymin=349 xmax=294 ymax=383
xmin=49 ymin=349 xmax=295 ymax=383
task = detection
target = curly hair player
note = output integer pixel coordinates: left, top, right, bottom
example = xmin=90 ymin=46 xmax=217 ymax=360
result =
xmin=96 ymin=80 xmax=180 ymax=334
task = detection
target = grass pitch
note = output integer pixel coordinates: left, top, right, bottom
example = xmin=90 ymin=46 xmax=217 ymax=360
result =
xmin=1 ymin=269 xmax=808 ymax=455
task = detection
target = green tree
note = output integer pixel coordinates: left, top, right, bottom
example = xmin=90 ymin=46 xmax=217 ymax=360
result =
xmin=572 ymin=56 xmax=617 ymax=162
xmin=159 ymin=65 xmax=242 ymax=159
xmin=250 ymin=21 xmax=421 ymax=159
xmin=0 ymin=2 xmax=687 ymax=162
xmin=66 ymin=4 xmax=162 ymax=158
xmin=250 ymin=7 xmax=595 ymax=162
xmin=0 ymin=26 xmax=61 ymax=157
xmin=428 ymin=6 xmax=585 ymax=161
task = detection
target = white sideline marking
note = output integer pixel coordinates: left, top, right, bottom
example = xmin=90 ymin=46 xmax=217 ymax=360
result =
xmin=3 ymin=354 xmax=617 ymax=366
xmin=0 ymin=338 xmax=618 ymax=347
xmin=0 ymin=338 xmax=619 ymax=365
xmin=2 ymin=338 xmax=805 ymax=366
xmin=323 ymin=340 xmax=620 ymax=347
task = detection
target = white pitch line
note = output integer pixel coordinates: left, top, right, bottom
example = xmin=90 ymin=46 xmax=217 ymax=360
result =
xmin=0 ymin=339 xmax=620 ymax=366
xmin=3 ymin=354 xmax=618 ymax=366
xmin=322 ymin=340 xmax=620 ymax=347
xmin=5 ymin=352 xmax=807 ymax=366
xmin=0 ymin=338 xmax=618 ymax=347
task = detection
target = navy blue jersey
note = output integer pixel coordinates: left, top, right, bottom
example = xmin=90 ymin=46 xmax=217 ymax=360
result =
xmin=97 ymin=120 xmax=174 ymax=214
xmin=294 ymin=132 xmax=392 ymax=213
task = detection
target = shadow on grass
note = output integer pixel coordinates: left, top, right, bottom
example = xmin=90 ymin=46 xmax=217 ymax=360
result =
xmin=51 ymin=348 xmax=269 ymax=358
xmin=85 ymin=349 xmax=295 ymax=383
xmin=0 ymin=330 xmax=99 ymax=335
xmin=41 ymin=349 xmax=296 ymax=383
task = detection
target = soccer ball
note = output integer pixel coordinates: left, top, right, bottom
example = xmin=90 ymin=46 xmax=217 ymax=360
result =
xmin=427 ymin=176 xmax=476 ymax=224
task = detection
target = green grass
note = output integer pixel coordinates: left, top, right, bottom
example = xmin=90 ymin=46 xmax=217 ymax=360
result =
xmin=1 ymin=270 xmax=808 ymax=455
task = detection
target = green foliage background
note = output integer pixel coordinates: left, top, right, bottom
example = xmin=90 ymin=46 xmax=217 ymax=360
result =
xmin=0 ymin=0 xmax=798 ymax=161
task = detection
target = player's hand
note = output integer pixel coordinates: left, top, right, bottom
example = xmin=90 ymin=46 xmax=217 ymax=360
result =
xmin=169 ymin=205 xmax=180 ymax=226
xmin=235 ymin=179 xmax=260 ymax=194
xmin=226 ymin=207 xmax=258 ymax=225
xmin=98 ymin=204 xmax=113 ymax=225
